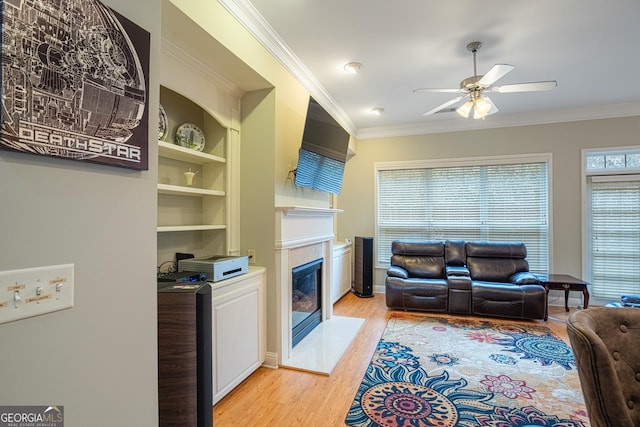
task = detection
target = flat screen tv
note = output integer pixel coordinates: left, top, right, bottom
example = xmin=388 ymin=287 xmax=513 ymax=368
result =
xmin=294 ymin=97 xmax=350 ymax=195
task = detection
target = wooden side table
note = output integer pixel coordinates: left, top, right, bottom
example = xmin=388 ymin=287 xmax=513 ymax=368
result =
xmin=536 ymin=274 xmax=590 ymax=321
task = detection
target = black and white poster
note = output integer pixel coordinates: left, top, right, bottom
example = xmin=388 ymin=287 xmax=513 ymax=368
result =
xmin=0 ymin=0 xmax=150 ymax=170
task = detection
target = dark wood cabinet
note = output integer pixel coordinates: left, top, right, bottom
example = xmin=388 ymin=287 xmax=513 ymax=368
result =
xmin=158 ymin=281 xmax=212 ymax=427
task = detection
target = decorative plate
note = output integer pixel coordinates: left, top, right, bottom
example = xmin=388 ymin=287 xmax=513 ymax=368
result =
xmin=158 ymin=104 xmax=168 ymax=141
xmin=175 ymin=123 xmax=205 ymax=151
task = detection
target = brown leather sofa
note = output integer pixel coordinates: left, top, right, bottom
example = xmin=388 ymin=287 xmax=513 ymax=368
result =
xmin=385 ymin=240 xmax=547 ymax=320
xmin=567 ymin=307 xmax=640 ymax=427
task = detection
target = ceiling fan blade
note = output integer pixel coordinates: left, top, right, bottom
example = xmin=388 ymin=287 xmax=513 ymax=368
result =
xmin=491 ymin=80 xmax=557 ymax=93
xmin=423 ymin=96 xmax=465 ymax=116
xmin=478 ymin=64 xmax=514 ymax=86
xmin=413 ymin=88 xmax=462 ymax=94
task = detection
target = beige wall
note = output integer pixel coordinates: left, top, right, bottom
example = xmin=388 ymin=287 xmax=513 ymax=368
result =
xmin=0 ymin=0 xmax=160 ymax=425
xmin=338 ymin=116 xmax=640 ymax=288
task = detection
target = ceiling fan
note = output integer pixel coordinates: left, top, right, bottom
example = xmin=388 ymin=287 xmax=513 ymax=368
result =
xmin=414 ymin=41 xmax=557 ymax=119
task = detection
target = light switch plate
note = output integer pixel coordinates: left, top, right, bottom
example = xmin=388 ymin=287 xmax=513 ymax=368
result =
xmin=0 ymin=264 xmax=74 ymax=324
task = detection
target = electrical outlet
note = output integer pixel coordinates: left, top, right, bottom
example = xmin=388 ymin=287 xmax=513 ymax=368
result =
xmin=247 ymin=249 xmax=256 ymax=264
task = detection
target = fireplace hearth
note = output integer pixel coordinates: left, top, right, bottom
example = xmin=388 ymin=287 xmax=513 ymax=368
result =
xmin=291 ymin=258 xmax=322 ymax=347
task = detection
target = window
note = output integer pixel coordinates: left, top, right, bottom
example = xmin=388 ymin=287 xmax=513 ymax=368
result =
xmin=585 ymin=148 xmax=640 ymax=301
xmin=376 ymin=155 xmax=550 ymax=272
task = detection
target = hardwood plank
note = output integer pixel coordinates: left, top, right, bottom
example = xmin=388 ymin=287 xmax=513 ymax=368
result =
xmin=212 ymin=292 xmax=574 ymax=426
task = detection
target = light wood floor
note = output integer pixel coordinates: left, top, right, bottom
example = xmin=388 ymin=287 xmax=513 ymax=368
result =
xmin=212 ymin=292 xmax=575 ymax=426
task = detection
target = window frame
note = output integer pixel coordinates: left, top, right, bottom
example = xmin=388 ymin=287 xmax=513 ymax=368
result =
xmin=374 ymin=153 xmax=553 ymax=271
xmin=581 ymin=146 xmax=640 ymax=304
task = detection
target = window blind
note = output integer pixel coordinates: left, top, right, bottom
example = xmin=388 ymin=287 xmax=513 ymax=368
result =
xmin=377 ymin=161 xmax=549 ymax=271
xmin=590 ymin=178 xmax=640 ymax=299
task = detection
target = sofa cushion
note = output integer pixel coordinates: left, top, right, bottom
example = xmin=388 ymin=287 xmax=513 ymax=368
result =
xmin=391 ymin=256 xmax=445 ymax=279
xmin=445 ymin=240 xmax=466 ymax=266
xmin=391 ymin=240 xmax=444 ymax=256
xmin=467 ymin=258 xmax=529 ymax=282
xmin=391 ymin=240 xmax=445 ymax=279
xmin=466 ymin=241 xmax=529 ymax=282
xmin=466 ymin=241 xmax=527 ymax=258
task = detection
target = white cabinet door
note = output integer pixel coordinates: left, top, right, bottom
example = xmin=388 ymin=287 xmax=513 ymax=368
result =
xmin=211 ymin=267 xmax=265 ymax=404
xmin=331 ymin=243 xmax=352 ymax=304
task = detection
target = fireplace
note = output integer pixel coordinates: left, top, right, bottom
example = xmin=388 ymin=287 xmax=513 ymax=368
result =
xmin=291 ymin=258 xmax=322 ymax=347
xmin=274 ymin=206 xmax=340 ymax=368
xmin=274 ymin=206 xmax=364 ymax=374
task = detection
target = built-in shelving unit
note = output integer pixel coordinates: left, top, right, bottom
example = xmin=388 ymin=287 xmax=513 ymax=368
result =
xmin=157 ymin=85 xmax=229 ymax=262
xmin=158 ymin=2 xmax=270 ymax=418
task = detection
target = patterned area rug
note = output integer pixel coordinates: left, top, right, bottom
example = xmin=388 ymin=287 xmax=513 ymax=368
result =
xmin=346 ymin=312 xmax=589 ymax=426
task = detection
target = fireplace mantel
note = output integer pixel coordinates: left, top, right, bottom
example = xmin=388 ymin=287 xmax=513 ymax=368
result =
xmin=275 ymin=206 xmax=342 ymax=250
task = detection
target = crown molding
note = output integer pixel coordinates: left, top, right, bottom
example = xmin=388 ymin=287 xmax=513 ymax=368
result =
xmin=218 ymin=0 xmax=357 ymax=136
xmin=356 ymin=102 xmax=640 ymax=140
xmin=219 ymin=1 xmax=640 ymax=141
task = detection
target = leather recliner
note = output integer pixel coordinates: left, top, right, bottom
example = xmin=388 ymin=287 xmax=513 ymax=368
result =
xmin=466 ymin=241 xmax=546 ymax=320
xmin=385 ymin=240 xmax=547 ymax=320
xmin=385 ymin=240 xmax=449 ymax=312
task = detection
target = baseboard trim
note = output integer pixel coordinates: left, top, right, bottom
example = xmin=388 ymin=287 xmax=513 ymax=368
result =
xmin=262 ymin=352 xmax=279 ymax=369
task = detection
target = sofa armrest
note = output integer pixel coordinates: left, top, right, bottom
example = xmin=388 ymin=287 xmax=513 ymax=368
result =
xmin=510 ymin=271 xmax=540 ymax=285
xmin=447 ymin=274 xmax=471 ymax=290
xmin=446 ymin=265 xmax=470 ymax=277
xmin=387 ymin=265 xmax=409 ymax=279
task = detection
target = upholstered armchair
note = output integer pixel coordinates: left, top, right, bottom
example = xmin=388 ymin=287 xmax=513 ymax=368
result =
xmin=566 ymin=307 xmax=640 ymax=427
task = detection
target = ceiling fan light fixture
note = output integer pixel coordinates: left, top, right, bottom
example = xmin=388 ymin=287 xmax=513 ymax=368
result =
xmin=456 ymin=100 xmax=473 ymax=118
xmin=473 ymin=97 xmax=492 ymax=119
xmin=343 ymin=62 xmax=362 ymax=74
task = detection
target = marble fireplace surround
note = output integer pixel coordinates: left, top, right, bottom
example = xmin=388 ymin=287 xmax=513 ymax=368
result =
xmin=275 ymin=206 xmax=364 ymax=375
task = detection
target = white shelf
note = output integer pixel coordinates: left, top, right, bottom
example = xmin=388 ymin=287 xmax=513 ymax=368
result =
xmin=158 ymin=141 xmax=225 ymax=165
xmin=157 ymin=224 xmax=226 ymax=233
xmin=157 ymin=183 xmax=225 ymax=197
xmin=158 ymin=84 xmax=229 ymax=256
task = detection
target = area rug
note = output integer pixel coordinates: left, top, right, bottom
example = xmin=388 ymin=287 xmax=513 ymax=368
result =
xmin=346 ymin=312 xmax=589 ymax=426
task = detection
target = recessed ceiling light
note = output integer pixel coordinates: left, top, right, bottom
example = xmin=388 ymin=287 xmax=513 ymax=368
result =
xmin=370 ymin=107 xmax=384 ymax=115
xmin=343 ymin=62 xmax=362 ymax=74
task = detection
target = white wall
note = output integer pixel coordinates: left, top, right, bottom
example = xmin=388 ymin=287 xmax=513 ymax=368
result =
xmin=338 ymin=116 xmax=640 ymax=293
xmin=0 ymin=1 xmax=160 ymax=425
